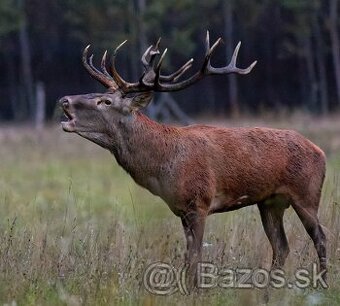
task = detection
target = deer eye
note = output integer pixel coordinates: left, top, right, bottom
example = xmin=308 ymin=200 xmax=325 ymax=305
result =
xmin=102 ymin=99 xmax=112 ymax=106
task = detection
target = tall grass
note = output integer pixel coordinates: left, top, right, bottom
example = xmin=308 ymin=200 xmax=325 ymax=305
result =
xmin=0 ymin=117 xmax=339 ymax=305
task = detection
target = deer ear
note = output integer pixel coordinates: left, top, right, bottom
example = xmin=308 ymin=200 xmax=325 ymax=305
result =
xmin=129 ymin=92 xmax=153 ymax=110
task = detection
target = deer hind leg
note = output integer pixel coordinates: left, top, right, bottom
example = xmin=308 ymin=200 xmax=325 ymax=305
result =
xmin=291 ymin=196 xmax=327 ymax=278
xmin=258 ymin=195 xmax=290 ymax=269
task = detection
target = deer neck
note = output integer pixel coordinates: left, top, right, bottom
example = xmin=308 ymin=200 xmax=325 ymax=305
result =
xmin=108 ymin=111 xmax=176 ymax=180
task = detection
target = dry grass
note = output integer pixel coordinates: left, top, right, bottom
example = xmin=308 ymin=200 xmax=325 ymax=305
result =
xmin=0 ymin=116 xmax=340 ymax=305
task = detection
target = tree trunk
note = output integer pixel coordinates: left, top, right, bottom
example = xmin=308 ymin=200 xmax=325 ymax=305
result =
xmin=304 ymin=36 xmax=318 ymax=112
xmin=223 ymin=0 xmax=239 ymax=117
xmin=205 ymin=78 xmax=217 ymax=114
xmin=127 ymin=0 xmax=139 ymax=81
xmin=135 ymin=0 xmax=156 ymax=117
xmin=330 ymin=0 xmax=340 ymax=106
xmin=314 ymin=14 xmax=329 ymax=114
xmin=35 ymin=81 xmax=46 ymax=130
xmin=136 ymin=0 xmax=147 ymax=60
xmin=18 ymin=0 xmax=35 ymax=121
xmin=5 ymin=48 xmax=21 ymax=120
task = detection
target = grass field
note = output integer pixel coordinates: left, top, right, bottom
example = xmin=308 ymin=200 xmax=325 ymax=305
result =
xmin=1 ymin=115 xmax=340 ymax=305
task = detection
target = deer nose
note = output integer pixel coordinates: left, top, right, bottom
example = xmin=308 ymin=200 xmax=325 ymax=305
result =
xmin=59 ymin=97 xmax=71 ymax=109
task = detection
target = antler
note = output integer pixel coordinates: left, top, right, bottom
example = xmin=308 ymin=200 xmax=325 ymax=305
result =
xmin=82 ymin=31 xmax=257 ymax=93
xmin=82 ymin=45 xmax=118 ymax=90
xmin=141 ymin=38 xmax=194 ymax=83
xmin=141 ymin=31 xmax=257 ymax=91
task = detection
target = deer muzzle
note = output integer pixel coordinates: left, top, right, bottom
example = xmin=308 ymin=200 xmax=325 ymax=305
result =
xmin=59 ymin=97 xmax=76 ymax=132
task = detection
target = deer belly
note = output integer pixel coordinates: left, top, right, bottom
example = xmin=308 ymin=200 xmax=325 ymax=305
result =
xmin=209 ymin=192 xmax=252 ymax=214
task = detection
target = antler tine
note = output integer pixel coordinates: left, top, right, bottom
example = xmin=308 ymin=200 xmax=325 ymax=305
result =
xmin=228 ymin=42 xmax=257 ymax=74
xmin=154 ymin=48 xmax=168 ymax=85
xmin=207 ymin=41 xmax=257 ymax=75
xmin=110 ymin=40 xmax=133 ymax=90
xmin=202 ymin=30 xmax=223 ymax=71
xmin=82 ymin=45 xmax=117 ymax=89
xmin=142 ymin=38 xmax=162 ymax=69
xmin=101 ymin=50 xmax=114 ymax=79
xmin=141 ymin=38 xmax=161 ymax=66
xmin=114 ymin=40 xmax=128 ymax=55
xmin=141 ymin=45 xmax=153 ymax=67
xmin=89 ymin=54 xmax=117 ymax=84
xmin=205 ymin=30 xmax=210 ymax=54
xmin=208 ymin=38 xmax=223 ymax=58
xmin=154 ymin=37 xmax=161 ymax=50
xmin=160 ymin=58 xmax=194 ymax=82
xmin=230 ymin=41 xmax=241 ymax=68
xmin=88 ymin=55 xmax=98 ymax=73
xmin=172 ymin=60 xmax=193 ymax=82
xmin=156 ymin=48 xmax=167 ymax=71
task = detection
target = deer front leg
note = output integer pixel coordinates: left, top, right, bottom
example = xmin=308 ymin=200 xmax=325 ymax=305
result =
xmin=180 ymin=208 xmax=206 ymax=287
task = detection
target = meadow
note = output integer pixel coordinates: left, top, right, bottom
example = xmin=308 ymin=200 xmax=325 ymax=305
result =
xmin=0 ymin=114 xmax=340 ymax=305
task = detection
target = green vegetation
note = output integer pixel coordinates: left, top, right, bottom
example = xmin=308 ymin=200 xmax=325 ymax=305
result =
xmin=0 ymin=117 xmax=340 ymax=305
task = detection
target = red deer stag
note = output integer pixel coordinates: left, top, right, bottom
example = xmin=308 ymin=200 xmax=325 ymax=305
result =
xmin=59 ymin=32 xmax=326 ymax=280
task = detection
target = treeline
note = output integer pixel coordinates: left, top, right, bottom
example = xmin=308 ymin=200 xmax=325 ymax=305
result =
xmin=0 ymin=0 xmax=340 ymax=121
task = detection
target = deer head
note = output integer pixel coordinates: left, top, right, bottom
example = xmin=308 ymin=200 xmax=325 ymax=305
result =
xmin=59 ymin=31 xmax=256 ymax=147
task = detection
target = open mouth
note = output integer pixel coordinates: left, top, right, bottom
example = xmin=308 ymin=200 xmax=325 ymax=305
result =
xmin=61 ymin=108 xmax=76 ymax=132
